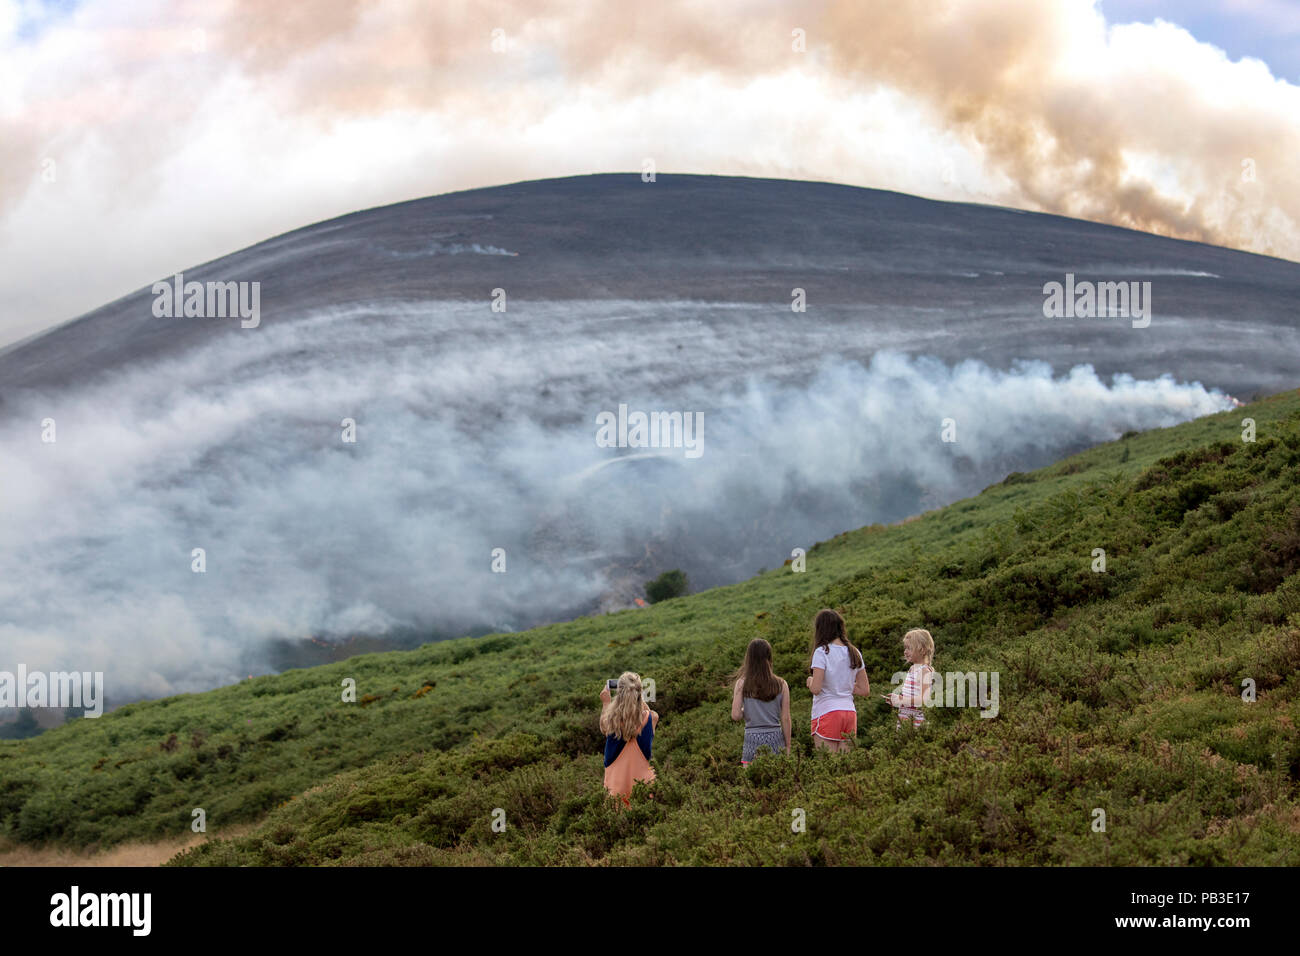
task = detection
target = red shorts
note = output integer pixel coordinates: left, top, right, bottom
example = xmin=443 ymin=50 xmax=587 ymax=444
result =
xmin=810 ymin=710 xmax=856 ymax=741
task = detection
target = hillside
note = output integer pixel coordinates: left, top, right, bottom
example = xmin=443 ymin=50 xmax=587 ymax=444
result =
xmin=2 ymin=390 xmax=1298 ymax=865
xmin=4 ymin=174 xmax=1298 ymax=698
xmin=7 ymin=174 xmax=1299 ymax=398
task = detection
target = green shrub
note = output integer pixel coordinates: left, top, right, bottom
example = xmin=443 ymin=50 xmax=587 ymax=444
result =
xmin=645 ymin=569 xmax=689 ymax=603
xmin=7 ymin=390 xmax=1300 ymax=867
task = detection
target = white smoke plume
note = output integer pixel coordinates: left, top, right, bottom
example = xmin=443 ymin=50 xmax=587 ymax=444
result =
xmin=2 ymin=0 xmax=1298 ymax=345
xmin=0 ymin=297 xmax=1233 ymax=703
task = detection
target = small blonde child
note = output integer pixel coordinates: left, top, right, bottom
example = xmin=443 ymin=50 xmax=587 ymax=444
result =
xmin=886 ymin=628 xmax=935 ymax=727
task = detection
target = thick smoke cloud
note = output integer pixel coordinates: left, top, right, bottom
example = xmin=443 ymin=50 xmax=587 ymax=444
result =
xmin=0 ymin=295 xmax=1232 ymax=703
xmin=820 ymin=0 xmax=1299 ymax=259
xmin=3 ymin=0 xmax=1298 ymax=346
xmin=189 ymin=0 xmax=1300 ymax=261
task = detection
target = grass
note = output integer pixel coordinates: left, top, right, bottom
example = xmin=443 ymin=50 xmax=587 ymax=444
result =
xmin=2 ymin=390 xmax=1298 ymax=864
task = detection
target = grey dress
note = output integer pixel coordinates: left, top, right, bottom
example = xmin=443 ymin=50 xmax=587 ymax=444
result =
xmin=741 ymin=686 xmax=786 ymax=763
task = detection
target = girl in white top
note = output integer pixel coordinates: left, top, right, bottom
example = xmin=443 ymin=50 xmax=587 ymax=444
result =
xmin=887 ymin=628 xmax=935 ymax=727
xmin=805 ymin=608 xmax=870 ymax=751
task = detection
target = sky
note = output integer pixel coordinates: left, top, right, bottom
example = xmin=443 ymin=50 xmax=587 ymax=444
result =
xmin=1 ymin=0 xmax=1297 ymax=348
xmin=1099 ymin=0 xmax=1300 ymax=80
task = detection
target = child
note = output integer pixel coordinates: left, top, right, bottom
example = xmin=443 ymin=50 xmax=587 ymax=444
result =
xmin=731 ymin=638 xmax=792 ymax=764
xmin=599 ymin=672 xmax=658 ymax=805
xmin=887 ymin=628 xmax=935 ymax=727
xmin=806 ymin=609 xmax=870 ymax=751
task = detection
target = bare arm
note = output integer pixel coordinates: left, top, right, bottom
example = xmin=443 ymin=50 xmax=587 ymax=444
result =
xmin=853 ymin=668 xmax=871 ymax=696
xmin=780 ymin=680 xmax=792 ymax=752
xmin=916 ymin=667 xmax=934 ymax=706
xmin=806 ymin=667 xmax=825 ymax=695
xmin=731 ymin=678 xmax=744 ymax=721
xmin=897 ymin=667 xmax=934 ymax=707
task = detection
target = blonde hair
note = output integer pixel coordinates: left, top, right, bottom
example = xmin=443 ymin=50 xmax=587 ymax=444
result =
xmin=600 ymin=671 xmax=646 ymax=741
xmin=903 ymin=628 xmax=934 ymax=666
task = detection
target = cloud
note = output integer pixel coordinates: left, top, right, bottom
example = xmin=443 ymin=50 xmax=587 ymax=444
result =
xmin=0 ymin=293 xmax=1235 ymax=703
xmin=821 ymin=0 xmax=1300 ymax=256
xmin=0 ymin=0 xmax=1297 ymax=347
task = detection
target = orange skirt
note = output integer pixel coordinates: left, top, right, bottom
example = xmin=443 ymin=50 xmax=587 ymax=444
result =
xmin=604 ymin=717 xmax=655 ymax=804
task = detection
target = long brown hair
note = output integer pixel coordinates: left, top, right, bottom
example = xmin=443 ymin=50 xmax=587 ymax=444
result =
xmin=737 ymin=638 xmax=783 ymax=702
xmin=810 ymin=608 xmax=863 ymax=669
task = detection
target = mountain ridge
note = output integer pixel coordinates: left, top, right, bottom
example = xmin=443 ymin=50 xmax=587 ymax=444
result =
xmin=4 ymin=174 xmax=1298 ymax=394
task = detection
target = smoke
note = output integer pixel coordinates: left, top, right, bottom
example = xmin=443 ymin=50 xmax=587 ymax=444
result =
xmin=819 ymin=0 xmax=1300 ymax=258
xmin=0 ymin=297 xmax=1233 ymax=703
xmin=197 ymin=0 xmax=1300 ymax=257
xmin=3 ymin=0 xmax=1298 ymax=346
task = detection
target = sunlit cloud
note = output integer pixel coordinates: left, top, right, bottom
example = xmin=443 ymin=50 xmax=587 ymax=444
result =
xmin=1 ymin=0 xmax=1296 ymax=349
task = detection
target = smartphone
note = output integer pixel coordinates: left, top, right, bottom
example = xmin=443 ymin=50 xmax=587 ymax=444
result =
xmin=607 ymin=679 xmax=619 ymax=692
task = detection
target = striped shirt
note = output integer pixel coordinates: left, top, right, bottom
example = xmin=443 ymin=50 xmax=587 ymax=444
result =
xmin=898 ymin=664 xmax=934 ymax=726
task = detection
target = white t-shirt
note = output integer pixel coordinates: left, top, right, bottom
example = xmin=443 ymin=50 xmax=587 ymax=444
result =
xmin=810 ymin=643 xmax=861 ymax=719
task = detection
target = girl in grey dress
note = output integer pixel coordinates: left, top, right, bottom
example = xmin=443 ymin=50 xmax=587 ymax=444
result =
xmin=731 ymin=638 xmax=792 ymax=764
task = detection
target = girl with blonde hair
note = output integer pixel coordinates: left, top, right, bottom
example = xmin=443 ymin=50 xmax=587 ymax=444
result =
xmin=599 ymin=671 xmax=658 ymax=804
xmin=887 ymin=628 xmax=935 ymax=727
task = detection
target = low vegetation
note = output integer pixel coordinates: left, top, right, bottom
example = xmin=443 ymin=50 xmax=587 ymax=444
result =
xmin=645 ymin=569 xmax=690 ymax=604
xmin=2 ymin=391 xmax=1298 ymax=865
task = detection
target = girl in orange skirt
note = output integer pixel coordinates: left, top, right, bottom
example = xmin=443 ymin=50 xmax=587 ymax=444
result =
xmin=599 ymin=671 xmax=658 ymax=805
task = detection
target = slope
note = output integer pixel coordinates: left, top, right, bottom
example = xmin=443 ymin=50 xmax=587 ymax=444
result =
xmin=1 ymin=391 xmax=1298 ymax=864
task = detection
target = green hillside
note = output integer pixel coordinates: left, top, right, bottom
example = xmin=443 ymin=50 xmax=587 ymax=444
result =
xmin=3 ymin=391 xmax=1299 ymax=865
